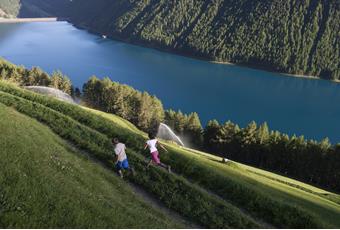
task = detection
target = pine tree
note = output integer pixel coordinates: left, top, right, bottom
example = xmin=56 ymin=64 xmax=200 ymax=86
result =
xmin=50 ymin=71 xmax=63 ymax=89
xmin=241 ymin=121 xmax=258 ymax=146
xmin=185 ymin=112 xmax=203 ymax=147
xmin=203 ymin=119 xmax=220 ymax=152
xmin=257 ymin=122 xmax=269 ymax=145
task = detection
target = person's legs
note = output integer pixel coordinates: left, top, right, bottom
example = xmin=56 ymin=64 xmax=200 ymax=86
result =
xmin=147 ymin=159 xmax=153 ymax=168
xmin=118 ymin=170 xmax=124 ymax=178
xmin=151 ymin=151 xmax=161 ymax=164
xmin=159 ymin=162 xmax=171 ymax=173
xmin=116 ymin=161 xmax=124 ymax=178
xmin=150 ymin=151 xmax=171 ymax=173
xmin=122 ymin=159 xmax=135 ymax=176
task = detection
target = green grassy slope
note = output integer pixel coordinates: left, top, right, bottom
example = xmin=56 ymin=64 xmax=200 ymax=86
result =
xmin=0 ymin=82 xmax=260 ymax=228
xmin=21 ymin=0 xmax=340 ymax=80
xmin=0 ymin=81 xmax=339 ymax=228
xmin=92 ymin=104 xmax=340 ymax=228
xmin=0 ymin=103 xmax=183 ymax=228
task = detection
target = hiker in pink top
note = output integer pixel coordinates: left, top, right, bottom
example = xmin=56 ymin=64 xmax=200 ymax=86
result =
xmin=144 ymin=133 xmax=171 ymax=173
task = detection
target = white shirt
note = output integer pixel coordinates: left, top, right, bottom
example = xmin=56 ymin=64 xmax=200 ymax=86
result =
xmin=146 ymin=139 xmax=158 ymax=153
xmin=114 ymin=143 xmax=127 ymax=162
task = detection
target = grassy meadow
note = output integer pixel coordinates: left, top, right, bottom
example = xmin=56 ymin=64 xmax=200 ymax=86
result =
xmin=0 ymin=103 xmax=183 ymax=228
xmin=92 ymin=100 xmax=340 ymax=228
xmin=0 ymin=81 xmax=339 ymax=228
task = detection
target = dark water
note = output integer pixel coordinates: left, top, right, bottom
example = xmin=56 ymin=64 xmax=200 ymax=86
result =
xmin=0 ymin=21 xmax=339 ymax=143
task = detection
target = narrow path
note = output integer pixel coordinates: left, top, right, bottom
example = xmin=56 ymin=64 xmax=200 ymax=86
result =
xmin=127 ymin=181 xmax=200 ymax=229
xmin=64 ymin=142 xmax=201 ymax=229
xmin=64 ymin=133 xmax=271 ymax=228
xmin=72 ymin=140 xmax=268 ymax=228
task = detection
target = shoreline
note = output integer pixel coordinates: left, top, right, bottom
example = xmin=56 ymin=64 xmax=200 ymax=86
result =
xmin=21 ymin=18 xmax=336 ymax=83
xmin=211 ymin=59 xmax=340 ymax=83
xmin=67 ymin=21 xmax=337 ymax=84
xmin=0 ymin=17 xmax=57 ymax=23
xmin=2 ymin=18 xmax=338 ymax=84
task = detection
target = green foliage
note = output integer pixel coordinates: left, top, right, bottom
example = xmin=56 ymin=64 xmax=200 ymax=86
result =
xmin=162 ymin=145 xmax=328 ymax=228
xmin=165 ymin=109 xmax=203 ymax=147
xmin=83 ymin=76 xmax=164 ymax=133
xmin=24 ymin=0 xmax=340 ymax=80
xmin=49 ymin=70 xmax=72 ymax=94
xmin=203 ymin=119 xmax=340 ymax=193
xmin=0 ymin=84 xmax=258 ymax=229
xmin=0 ymin=58 xmax=72 ymax=94
xmin=0 ymin=82 xmax=327 ymax=228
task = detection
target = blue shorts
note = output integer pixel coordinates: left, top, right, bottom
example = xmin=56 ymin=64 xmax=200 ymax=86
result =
xmin=116 ymin=159 xmax=129 ymax=170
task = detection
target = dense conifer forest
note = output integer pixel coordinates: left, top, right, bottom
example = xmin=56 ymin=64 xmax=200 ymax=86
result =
xmin=21 ymin=0 xmax=340 ymax=80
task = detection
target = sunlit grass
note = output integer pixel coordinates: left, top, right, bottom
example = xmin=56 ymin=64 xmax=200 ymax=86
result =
xmin=87 ymin=107 xmax=340 ymax=228
xmin=0 ymin=104 xmax=182 ymax=228
xmin=0 ymin=81 xmax=339 ymax=228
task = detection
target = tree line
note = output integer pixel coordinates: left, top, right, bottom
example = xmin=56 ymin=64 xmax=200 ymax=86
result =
xmin=1 ymin=58 xmax=339 ymax=192
xmin=203 ymin=120 xmax=340 ymax=192
xmin=82 ymin=77 xmax=340 ymax=192
xmin=163 ymin=110 xmax=340 ymax=193
xmin=0 ymin=58 xmax=73 ymax=94
xmin=82 ymin=77 xmax=205 ymax=146
xmin=83 ymin=76 xmax=164 ymax=133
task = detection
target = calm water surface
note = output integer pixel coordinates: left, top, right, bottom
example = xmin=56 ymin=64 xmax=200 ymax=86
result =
xmin=0 ymin=21 xmax=339 ymax=143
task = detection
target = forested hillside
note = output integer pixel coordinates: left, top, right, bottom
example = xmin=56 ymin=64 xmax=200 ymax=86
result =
xmin=0 ymin=0 xmax=20 ymax=18
xmin=21 ymin=0 xmax=340 ymax=80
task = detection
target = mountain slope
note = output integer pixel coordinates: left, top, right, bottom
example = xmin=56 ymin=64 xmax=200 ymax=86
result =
xmin=0 ymin=103 xmax=183 ymax=228
xmin=21 ymin=0 xmax=340 ymax=80
xmin=0 ymin=81 xmax=339 ymax=228
xmin=0 ymin=0 xmax=20 ymax=18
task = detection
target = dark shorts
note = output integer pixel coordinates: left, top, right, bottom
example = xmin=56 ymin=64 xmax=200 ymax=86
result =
xmin=116 ymin=159 xmax=129 ymax=170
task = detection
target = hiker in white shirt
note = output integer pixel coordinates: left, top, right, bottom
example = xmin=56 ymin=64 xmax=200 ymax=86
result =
xmin=112 ymin=138 xmax=134 ymax=178
xmin=144 ymin=133 xmax=171 ymax=173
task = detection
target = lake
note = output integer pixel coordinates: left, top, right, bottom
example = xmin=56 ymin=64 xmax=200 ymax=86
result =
xmin=0 ymin=21 xmax=339 ymax=143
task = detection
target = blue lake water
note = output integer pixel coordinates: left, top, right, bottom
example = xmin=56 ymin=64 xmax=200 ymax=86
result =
xmin=0 ymin=21 xmax=339 ymax=143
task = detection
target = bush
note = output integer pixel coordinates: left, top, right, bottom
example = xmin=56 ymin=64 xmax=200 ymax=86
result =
xmin=83 ymin=77 xmax=164 ymax=133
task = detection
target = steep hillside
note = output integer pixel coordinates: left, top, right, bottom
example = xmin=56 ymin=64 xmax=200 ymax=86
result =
xmin=0 ymin=103 xmax=184 ymax=228
xmin=0 ymin=81 xmax=339 ymax=228
xmin=0 ymin=0 xmax=20 ymax=18
xmin=21 ymin=0 xmax=340 ymax=80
